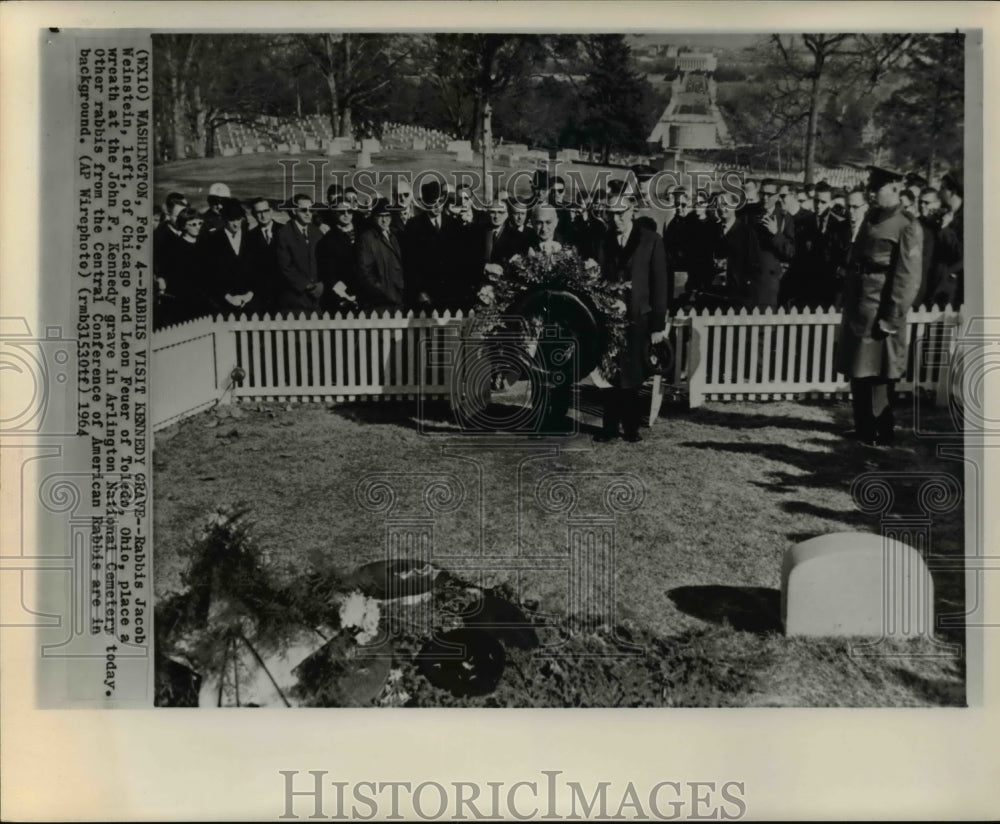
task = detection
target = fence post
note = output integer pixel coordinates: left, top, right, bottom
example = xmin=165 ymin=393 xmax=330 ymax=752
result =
xmin=213 ymin=319 xmax=239 ymax=403
xmin=935 ymin=307 xmax=960 ymax=408
xmin=687 ymin=309 xmax=706 ymax=408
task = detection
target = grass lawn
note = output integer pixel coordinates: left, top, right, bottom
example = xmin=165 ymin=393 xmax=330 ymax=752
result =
xmin=153 ymin=391 xmax=966 ymax=707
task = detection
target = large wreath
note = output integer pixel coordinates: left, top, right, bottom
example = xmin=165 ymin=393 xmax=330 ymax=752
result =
xmin=476 ymin=243 xmax=629 ymax=381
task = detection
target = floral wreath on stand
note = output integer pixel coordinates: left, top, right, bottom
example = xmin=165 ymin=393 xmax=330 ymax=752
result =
xmin=475 ymin=242 xmax=629 ymax=383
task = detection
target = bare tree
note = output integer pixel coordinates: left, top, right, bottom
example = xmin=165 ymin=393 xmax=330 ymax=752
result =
xmin=294 ymin=34 xmax=415 ymax=138
xmin=767 ymin=33 xmax=913 ymax=182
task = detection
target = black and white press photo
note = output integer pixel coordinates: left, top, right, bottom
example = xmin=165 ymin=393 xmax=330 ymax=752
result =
xmin=144 ymin=30 xmax=975 ymax=710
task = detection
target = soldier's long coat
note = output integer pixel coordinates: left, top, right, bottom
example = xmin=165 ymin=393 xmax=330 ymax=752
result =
xmin=836 ymin=204 xmax=923 ymax=380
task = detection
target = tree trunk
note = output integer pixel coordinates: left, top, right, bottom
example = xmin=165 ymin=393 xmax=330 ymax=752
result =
xmin=326 ymin=74 xmax=340 ymax=137
xmin=172 ymin=95 xmax=187 ymax=161
xmin=189 ymin=84 xmax=208 ymax=159
xmin=204 ymin=122 xmax=216 ymax=159
xmin=803 ymin=69 xmax=822 ymax=184
xmin=340 ymin=105 xmax=353 ymax=139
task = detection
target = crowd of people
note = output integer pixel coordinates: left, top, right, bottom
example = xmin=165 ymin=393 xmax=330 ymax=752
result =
xmin=152 ymin=165 xmax=964 ymax=329
xmin=152 ymin=162 xmax=964 ymax=446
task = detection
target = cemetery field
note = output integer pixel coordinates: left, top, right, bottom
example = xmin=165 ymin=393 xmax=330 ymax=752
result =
xmin=152 ymin=395 xmax=967 ymax=707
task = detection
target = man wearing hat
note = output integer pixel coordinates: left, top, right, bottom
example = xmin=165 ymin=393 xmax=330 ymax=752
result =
xmin=274 ymin=193 xmax=325 ymax=314
xmin=595 ymin=192 xmax=669 ymax=443
xmin=355 ymin=198 xmax=406 ymax=313
xmin=316 ymin=196 xmax=360 ymax=313
xmin=202 ymin=182 xmax=236 ymax=233
xmin=403 ymin=180 xmax=453 ymax=309
xmin=203 ymin=199 xmax=264 ymax=317
xmin=836 ymin=165 xmax=923 ymax=446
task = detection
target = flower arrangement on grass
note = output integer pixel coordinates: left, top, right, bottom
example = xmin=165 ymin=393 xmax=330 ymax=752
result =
xmin=477 ymin=246 xmax=630 ymax=381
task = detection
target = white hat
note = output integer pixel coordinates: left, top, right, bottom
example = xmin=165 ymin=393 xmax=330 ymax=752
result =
xmin=208 ymin=182 xmax=231 ymax=199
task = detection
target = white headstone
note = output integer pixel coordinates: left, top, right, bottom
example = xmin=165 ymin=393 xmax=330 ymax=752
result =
xmin=325 ymin=141 xmax=342 ymax=156
xmin=454 ymin=147 xmax=474 ymax=163
xmin=356 ymin=150 xmax=372 ymax=169
xmin=361 ymin=138 xmax=381 ymax=154
xmin=447 ymin=139 xmax=472 ymax=154
xmin=781 ymin=533 xmax=934 ymax=638
xmin=411 ymin=137 xmax=427 ymax=151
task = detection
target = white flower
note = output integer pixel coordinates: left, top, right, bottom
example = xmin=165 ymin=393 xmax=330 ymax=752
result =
xmin=484 ymin=263 xmax=503 ymax=277
xmin=584 ymin=258 xmax=600 ymax=274
xmin=338 ymin=590 xmax=381 ymax=644
xmin=478 ymin=285 xmax=496 ymax=305
xmin=539 ymin=240 xmax=562 ymax=255
xmin=612 ymin=299 xmax=627 ymax=316
xmin=508 ymin=254 xmax=524 ymax=267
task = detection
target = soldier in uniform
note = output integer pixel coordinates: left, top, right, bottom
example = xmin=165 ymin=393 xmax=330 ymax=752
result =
xmin=836 ymin=166 xmax=923 ymax=446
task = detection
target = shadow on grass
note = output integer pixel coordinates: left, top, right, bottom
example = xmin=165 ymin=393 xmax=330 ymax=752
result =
xmin=679 ymin=406 xmax=849 ymax=434
xmin=667 ymin=585 xmax=782 ymax=634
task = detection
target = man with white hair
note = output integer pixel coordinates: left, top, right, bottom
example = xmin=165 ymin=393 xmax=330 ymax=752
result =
xmin=595 ymin=193 xmax=669 ymax=443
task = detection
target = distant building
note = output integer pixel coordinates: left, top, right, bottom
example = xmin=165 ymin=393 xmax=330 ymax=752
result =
xmin=646 ymin=51 xmax=731 ymax=151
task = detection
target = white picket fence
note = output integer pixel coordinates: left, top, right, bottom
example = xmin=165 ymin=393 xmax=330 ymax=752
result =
xmin=674 ymin=304 xmax=963 ymax=407
xmin=151 ymin=306 xmax=964 ymax=431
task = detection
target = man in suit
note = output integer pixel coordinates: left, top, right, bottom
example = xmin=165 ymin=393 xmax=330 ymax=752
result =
xmin=714 ymin=191 xmax=762 ymax=309
xmin=489 ymin=198 xmax=534 ymax=264
xmin=245 ymin=197 xmax=283 ymax=316
xmin=203 ymin=199 xmax=264 ymax=317
xmin=811 ymin=182 xmax=851 ymax=308
xmin=662 ymin=187 xmax=691 ymax=306
xmin=778 ymin=189 xmax=819 ymax=307
xmin=837 ymin=166 xmax=923 ymax=447
xmin=595 ymin=193 xmax=669 ymax=443
xmin=153 ymin=191 xmax=189 ymax=320
xmin=275 ymin=193 xmax=324 ymax=315
xmin=932 ymin=171 xmax=963 ymax=308
xmin=316 ymin=196 xmax=360 ymax=314
xmin=403 ymin=180 xmax=450 ymax=310
xmin=912 ymin=188 xmax=942 ymax=308
xmin=355 ymin=198 xmax=407 ymax=313
xmin=743 ymin=178 xmax=795 ymax=309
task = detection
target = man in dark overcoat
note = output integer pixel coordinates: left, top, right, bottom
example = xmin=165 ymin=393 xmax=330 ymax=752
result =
xmin=203 ymin=199 xmax=265 ymax=317
xmin=836 ymin=166 xmax=923 ymax=446
xmin=596 ymin=193 xmax=669 ymax=442
xmin=355 ymin=198 xmax=407 ymax=313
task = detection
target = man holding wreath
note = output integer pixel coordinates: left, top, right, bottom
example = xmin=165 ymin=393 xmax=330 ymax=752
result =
xmin=596 ymin=193 xmax=669 ymax=443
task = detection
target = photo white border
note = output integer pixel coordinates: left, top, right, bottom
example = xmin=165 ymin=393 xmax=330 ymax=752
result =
xmin=2 ymin=2 xmax=997 ymax=820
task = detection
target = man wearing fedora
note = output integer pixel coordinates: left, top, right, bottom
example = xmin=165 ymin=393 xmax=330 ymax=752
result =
xmin=596 ymin=192 xmax=669 ymax=443
xmin=275 ymin=193 xmax=324 ymax=315
xmin=836 ymin=165 xmax=922 ymax=447
xmin=356 ymin=198 xmax=407 ymax=313
xmin=203 ymin=199 xmax=264 ymax=317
